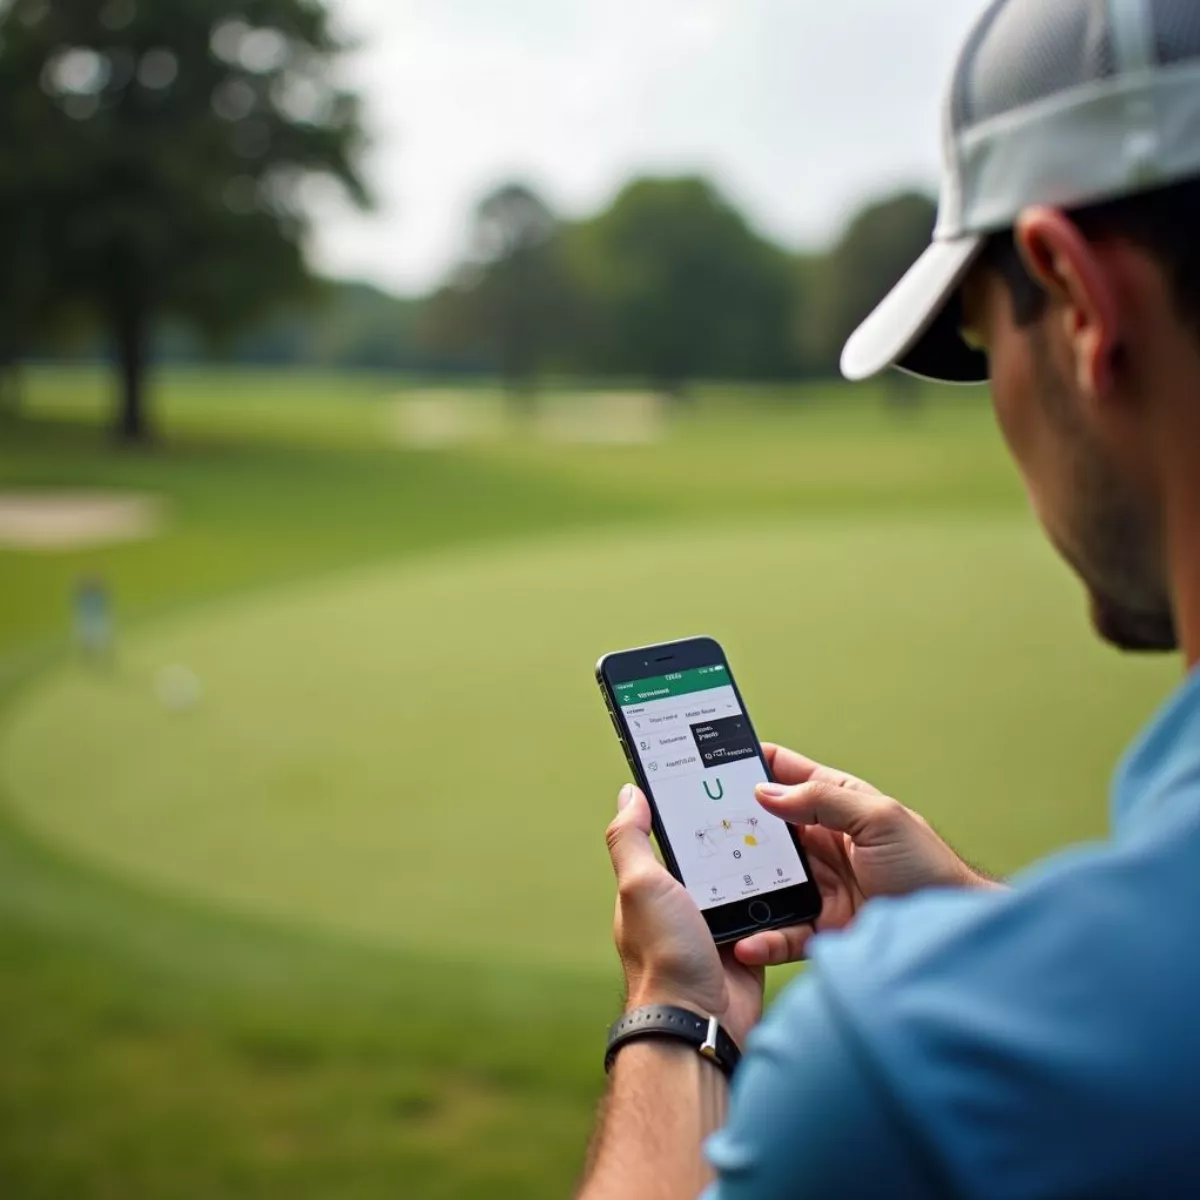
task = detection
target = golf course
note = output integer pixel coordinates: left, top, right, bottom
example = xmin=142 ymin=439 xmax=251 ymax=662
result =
xmin=0 ymin=369 xmax=1179 ymax=1198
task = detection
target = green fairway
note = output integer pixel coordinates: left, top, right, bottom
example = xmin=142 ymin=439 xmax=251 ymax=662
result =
xmin=1 ymin=517 xmax=1174 ymax=971
xmin=0 ymin=367 xmax=1180 ymax=1197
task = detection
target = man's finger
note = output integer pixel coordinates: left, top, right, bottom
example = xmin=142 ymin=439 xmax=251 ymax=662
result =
xmin=733 ymin=923 xmax=816 ymax=967
xmin=762 ymin=744 xmax=881 ymax=795
xmin=762 ymin=744 xmax=822 ymax=786
xmin=605 ymin=784 xmax=661 ymax=882
xmin=756 ymin=779 xmax=895 ymax=840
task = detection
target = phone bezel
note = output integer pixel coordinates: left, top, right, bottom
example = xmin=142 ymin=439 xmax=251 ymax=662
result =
xmin=596 ymin=635 xmax=822 ymax=945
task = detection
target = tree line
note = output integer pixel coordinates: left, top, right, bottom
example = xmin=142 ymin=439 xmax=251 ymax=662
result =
xmin=419 ymin=179 xmax=935 ymax=399
xmin=205 ymin=180 xmax=936 ymax=398
xmin=0 ymin=0 xmax=936 ymax=440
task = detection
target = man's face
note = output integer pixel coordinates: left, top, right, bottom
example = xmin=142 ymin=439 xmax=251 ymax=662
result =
xmin=961 ymin=264 xmax=1177 ymax=653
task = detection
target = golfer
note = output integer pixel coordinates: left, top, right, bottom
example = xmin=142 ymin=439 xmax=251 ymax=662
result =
xmin=580 ymin=1 xmax=1200 ymax=1195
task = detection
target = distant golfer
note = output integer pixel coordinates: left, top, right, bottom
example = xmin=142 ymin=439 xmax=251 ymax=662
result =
xmin=73 ymin=576 xmax=114 ymax=666
xmin=580 ymin=1 xmax=1200 ymax=1196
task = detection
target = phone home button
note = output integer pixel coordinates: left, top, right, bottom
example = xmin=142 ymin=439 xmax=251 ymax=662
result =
xmin=749 ymin=901 xmax=772 ymax=925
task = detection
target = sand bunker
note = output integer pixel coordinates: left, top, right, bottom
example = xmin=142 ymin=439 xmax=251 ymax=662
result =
xmin=390 ymin=390 xmax=666 ymax=449
xmin=0 ymin=492 xmax=166 ymax=551
xmin=535 ymin=392 xmax=665 ymax=445
xmin=389 ymin=391 xmax=508 ymax=449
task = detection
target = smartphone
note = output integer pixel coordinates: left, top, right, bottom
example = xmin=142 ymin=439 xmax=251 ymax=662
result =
xmin=596 ymin=636 xmax=822 ymax=944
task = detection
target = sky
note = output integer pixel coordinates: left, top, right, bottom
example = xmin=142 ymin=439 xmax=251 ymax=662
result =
xmin=309 ymin=0 xmax=991 ymax=297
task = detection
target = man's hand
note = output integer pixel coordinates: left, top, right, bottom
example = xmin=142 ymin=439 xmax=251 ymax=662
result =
xmin=588 ymin=756 xmax=992 ymax=1200
xmin=607 ymin=784 xmax=765 ymax=1047
xmin=582 ymin=786 xmax=748 ymax=1200
xmin=733 ymin=744 xmax=998 ymax=968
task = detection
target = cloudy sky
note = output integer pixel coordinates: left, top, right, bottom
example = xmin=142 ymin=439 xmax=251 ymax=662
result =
xmin=310 ymin=0 xmax=990 ymax=296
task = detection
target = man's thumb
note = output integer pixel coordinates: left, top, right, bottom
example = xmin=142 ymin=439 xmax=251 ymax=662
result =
xmin=606 ymin=785 xmax=658 ymax=879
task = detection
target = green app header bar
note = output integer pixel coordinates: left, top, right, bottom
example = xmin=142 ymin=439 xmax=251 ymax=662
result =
xmin=614 ymin=664 xmax=728 ymax=706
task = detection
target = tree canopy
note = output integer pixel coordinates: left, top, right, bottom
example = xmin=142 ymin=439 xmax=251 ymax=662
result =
xmin=422 ymin=183 xmax=576 ymax=406
xmin=796 ymin=191 xmax=938 ymax=376
xmin=0 ymin=0 xmax=368 ymax=439
xmin=567 ymin=177 xmax=795 ymax=393
xmin=420 ymin=177 xmax=938 ymax=395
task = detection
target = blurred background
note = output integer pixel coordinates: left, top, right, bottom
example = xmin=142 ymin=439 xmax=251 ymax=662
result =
xmin=0 ymin=2 xmax=1178 ymax=1197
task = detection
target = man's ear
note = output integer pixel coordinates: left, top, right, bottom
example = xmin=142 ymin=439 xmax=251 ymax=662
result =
xmin=1014 ymin=206 xmax=1120 ymax=400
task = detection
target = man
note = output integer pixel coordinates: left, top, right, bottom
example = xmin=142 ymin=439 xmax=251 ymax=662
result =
xmin=579 ymin=1 xmax=1200 ymax=1196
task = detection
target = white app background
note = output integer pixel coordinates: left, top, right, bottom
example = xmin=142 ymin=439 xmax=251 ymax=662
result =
xmin=621 ymin=682 xmax=808 ymax=911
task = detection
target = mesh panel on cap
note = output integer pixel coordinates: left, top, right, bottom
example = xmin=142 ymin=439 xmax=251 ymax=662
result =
xmin=952 ymin=0 xmax=1115 ymax=129
xmin=1148 ymin=0 xmax=1200 ymax=64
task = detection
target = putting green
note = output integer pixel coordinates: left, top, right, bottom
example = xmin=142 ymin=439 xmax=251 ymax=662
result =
xmin=0 ymin=518 xmax=1176 ymax=969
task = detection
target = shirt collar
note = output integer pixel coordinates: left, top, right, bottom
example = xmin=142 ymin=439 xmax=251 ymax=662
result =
xmin=1113 ymin=665 xmax=1200 ymax=832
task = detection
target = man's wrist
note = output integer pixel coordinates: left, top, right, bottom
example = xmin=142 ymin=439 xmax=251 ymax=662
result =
xmin=622 ymin=989 xmax=757 ymax=1052
xmin=610 ymin=1036 xmax=715 ymax=1071
xmin=607 ymin=1021 xmax=736 ymax=1096
xmin=624 ymin=989 xmax=742 ymax=1036
xmin=625 ymin=987 xmax=710 ymax=1015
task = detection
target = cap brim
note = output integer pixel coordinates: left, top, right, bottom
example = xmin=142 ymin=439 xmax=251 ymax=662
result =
xmin=840 ymin=236 xmax=988 ymax=385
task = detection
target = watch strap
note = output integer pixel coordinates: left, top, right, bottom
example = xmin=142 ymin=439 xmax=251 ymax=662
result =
xmin=605 ymin=1005 xmax=742 ymax=1079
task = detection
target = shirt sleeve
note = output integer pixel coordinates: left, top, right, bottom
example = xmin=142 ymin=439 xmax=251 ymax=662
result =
xmin=701 ymin=972 xmax=941 ymax=1200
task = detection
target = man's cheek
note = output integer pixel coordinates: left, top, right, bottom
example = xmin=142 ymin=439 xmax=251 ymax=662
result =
xmin=989 ymin=347 xmax=1036 ymax=466
xmin=989 ymin=351 xmax=1064 ymax=542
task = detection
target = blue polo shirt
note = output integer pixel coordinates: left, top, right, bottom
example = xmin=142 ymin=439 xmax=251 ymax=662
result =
xmin=705 ymin=669 xmax=1200 ymax=1198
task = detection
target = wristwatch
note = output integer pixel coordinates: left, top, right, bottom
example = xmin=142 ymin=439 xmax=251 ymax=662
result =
xmin=604 ymin=1005 xmax=743 ymax=1080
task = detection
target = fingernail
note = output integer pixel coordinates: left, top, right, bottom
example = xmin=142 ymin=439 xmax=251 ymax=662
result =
xmin=757 ymin=784 xmax=788 ymax=800
xmin=618 ymin=785 xmax=635 ymax=811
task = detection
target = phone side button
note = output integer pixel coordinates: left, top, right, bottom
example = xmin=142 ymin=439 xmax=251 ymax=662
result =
xmin=614 ymin=732 xmax=634 ymax=766
xmin=748 ymin=901 xmax=772 ymax=925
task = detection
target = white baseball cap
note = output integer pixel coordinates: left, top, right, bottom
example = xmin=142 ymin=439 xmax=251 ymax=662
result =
xmin=841 ymin=0 xmax=1200 ymax=384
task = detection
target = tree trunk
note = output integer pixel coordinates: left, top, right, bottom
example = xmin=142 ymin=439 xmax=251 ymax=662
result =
xmin=659 ymin=375 xmax=691 ymax=406
xmin=0 ymin=356 xmax=19 ymax=415
xmin=113 ymin=295 xmax=150 ymax=444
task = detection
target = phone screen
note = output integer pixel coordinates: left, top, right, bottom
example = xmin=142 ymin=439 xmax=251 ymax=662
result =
xmin=615 ymin=663 xmax=809 ymax=911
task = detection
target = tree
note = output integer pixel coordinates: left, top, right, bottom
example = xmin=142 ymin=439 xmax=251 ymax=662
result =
xmin=422 ymin=183 xmax=575 ymax=407
xmin=796 ymin=191 xmax=937 ymax=378
xmin=0 ymin=0 xmax=368 ymax=441
xmin=570 ymin=177 xmax=795 ymax=396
